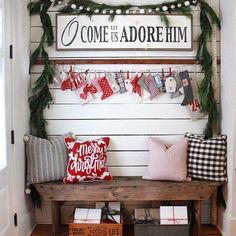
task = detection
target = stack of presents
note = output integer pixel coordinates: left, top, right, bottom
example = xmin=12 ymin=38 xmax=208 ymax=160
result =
xmin=69 ymin=202 xmax=190 ymax=236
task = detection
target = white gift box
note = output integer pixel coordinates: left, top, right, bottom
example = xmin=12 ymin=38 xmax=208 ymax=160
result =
xmin=96 ymin=202 xmax=121 ymax=223
xmin=73 ymin=208 xmax=101 ymax=224
xmin=160 ymin=206 xmax=188 ymax=225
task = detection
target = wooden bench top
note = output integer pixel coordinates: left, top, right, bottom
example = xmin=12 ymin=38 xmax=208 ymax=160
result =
xmin=34 ymin=177 xmax=222 ymax=202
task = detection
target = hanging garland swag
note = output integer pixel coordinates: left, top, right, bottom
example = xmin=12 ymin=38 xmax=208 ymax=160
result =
xmin=28 ymin=0 xmax=220 ymax=139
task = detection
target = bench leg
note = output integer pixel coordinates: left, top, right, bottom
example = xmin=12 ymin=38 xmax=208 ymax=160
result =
xmin=51 ymin=201 xmax=61 ymax=236
xmin=193 ymin=200 xmax=202 ymax=236
xmin=211 ymin=189 xmax=218 ymax=225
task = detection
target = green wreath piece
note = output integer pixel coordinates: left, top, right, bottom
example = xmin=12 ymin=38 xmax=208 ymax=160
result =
xmin=28 ymin=0 xmax=220 ymax=139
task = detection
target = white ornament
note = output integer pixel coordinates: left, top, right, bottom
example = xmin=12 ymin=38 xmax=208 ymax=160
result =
xmin=165 ymin=77 xmax=177 ymax=93
xmin=102 ymin=9 xmax=107 ymax=14
xmin=25 ymin=188 xmax=31 ymax=195
xmin=193 ymin=0 xmax=197 ymax=3
xmin=109 ymin=9 xmax=114 ymax=14
xmin=64 ymin=3 xmax=68 ymax=6
xmin=79 ymin=6 xmax=84 ymax=10
xmin=94 ymin=8 xmax=99 ymax=13
xmin=162 ymin=6 xmax=168 ymax=11
xmin=171 ymin=5 xmax=175 ymax=9
xmin=148 ymin=9 xmax=153 ymax=13
xmin=71 ymin=4 xmax=76 ymax=9
xmin=184 ymin=1 xmax=190 ymax=6
xmin=50 ymin=0 xmax=55 ymax=3
xmin=116 ymin=9 xmax=121 ymax=14
xmin=23 ymin=135 xmax=30 ymax=142
xmin=155 ymin=7 xmax=160 ymax=12
xmin=177 ymin=3 xmax=182 ymax=8
xmin=132 ymin=9 xmax=137 ymax=14
xmin=58 ymin=1 xmax=62 ymax=5
xmin=86 ymin=7 xmax=91 ymax=11
xmin=139 ymin=9 xmax=145 ymax=14
xmin=125 ymin=9 xmax=130 ymax=14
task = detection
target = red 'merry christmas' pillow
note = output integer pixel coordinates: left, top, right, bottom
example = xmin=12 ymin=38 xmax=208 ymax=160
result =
xmin=64 ymin=137 xmax=112 ymax=183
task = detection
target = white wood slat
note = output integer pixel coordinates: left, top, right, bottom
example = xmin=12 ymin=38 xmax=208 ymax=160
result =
xmin=30 ymin=64 xmax=220 ymax=74
xmin=107 ymin=151 xmax=149 ymax=166
xmin=44 ymin=104 xmax=197 ymax=119
xmin=30 ymin=42 xmax=220 ymax=58
xmin=48 ymin=135 xmax=183 ymax=150
xmin=108 ymin=166 xmax=146 ymax=176
xmin=48 ymin=88 xmax=219 ymax=104
xmin=46 ymin=119 xmax=207 ymax=135
xmin=49 ymin=89 xmax=185 ymax=104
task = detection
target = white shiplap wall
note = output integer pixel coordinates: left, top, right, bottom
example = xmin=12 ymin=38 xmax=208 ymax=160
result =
xmin=30 ymin=0 xmax=220 ymax=224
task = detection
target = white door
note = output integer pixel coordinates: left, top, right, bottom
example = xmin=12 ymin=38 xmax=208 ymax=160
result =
xmin=0 ymin=0 xmax=16 ymax=235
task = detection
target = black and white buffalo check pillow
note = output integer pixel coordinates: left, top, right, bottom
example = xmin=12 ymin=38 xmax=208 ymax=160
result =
xmin=185 ymin=133 xmax=227 ymax=182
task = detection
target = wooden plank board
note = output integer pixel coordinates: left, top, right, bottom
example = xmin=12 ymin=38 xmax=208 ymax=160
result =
xmin=30 ymin=64 xmax=219 ymax=74
xmin=48 ymin=135 xmax=183 ymax=150
xmin=34 ymin=177 xmax=222 ymax=202
xmin=30 ymin=42 xmax=220 ymax=58
xmin=46 ymin=119 xmax=207 ymax=135
xmin=44 ymin=104 xmax=196 ymax=119
xmin=106 ymin=151 xmax=149 ymax=166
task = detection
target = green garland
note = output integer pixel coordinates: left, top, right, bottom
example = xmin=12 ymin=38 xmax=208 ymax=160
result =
xmin=28 ymin=0 xmax=220 ymax=139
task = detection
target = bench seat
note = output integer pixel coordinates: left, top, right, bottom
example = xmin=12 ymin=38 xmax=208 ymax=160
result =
xmin=34 ymin=176 xmax=223 ymax=236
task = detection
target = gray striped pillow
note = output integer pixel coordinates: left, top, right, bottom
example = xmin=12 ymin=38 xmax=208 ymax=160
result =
xmin=25 ymin=134 xmax=67 ymax=184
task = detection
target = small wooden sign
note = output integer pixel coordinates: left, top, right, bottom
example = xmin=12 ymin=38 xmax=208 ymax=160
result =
xmin=56 ymin=14 xmax=193 ymax=51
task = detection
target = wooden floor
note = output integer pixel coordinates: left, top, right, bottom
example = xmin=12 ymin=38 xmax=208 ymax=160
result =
xmin=31 ymin=224 xmax=222 ymax=236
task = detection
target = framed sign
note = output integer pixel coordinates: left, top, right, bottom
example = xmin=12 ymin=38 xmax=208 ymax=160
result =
xmin=56 ymin=14 xmax=192 ymax=51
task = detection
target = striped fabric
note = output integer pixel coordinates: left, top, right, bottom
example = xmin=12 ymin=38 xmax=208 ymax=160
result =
xmin=25 ymin=135 xmax=67 ymax=184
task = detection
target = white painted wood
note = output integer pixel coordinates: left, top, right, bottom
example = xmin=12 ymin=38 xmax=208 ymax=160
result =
xmin=48 ymin=135 xmax=184 ymax=150
xmin=31 ymin=64 xmax=219 ymax=74
xmin=0 ymin=0 xmax=17 ymax=235
xmin=107 ymin=151 xmax=149 ymax=166
xmin=56 ymin=15 xmax=192 ymax=50
xmin=30 ymin=41 xmax=220 ymax=58
xmin=49 ymin=89 xmax=186 ymax=104
xmin=46 ymin=119 xmax=207 ymax=135
xmin=44 ymin=104 xmax=197 ymax=119
xmin=109 ymin=166 xmax=147 ymax=176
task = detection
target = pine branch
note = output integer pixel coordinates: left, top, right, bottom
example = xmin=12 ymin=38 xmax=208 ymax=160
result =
xmin=27 ymin=1 xmax=42 ymax=15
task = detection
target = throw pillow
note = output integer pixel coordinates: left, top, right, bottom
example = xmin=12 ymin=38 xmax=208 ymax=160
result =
xmin=143 ymin=137 xmax=191 ymax=181
xmin=64 ymin=137 xmax=112 ymax=183
xmin=24 ymin=134 xmax=68 ymax=184
xmin=185 ymin=133 xmax=227 ymax=181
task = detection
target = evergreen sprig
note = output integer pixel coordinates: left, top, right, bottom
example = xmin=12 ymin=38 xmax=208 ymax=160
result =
xmin=28 ymin=0 xmax=221 ymax=139
xmin=197 ymin=0 xmax=220 ymax=138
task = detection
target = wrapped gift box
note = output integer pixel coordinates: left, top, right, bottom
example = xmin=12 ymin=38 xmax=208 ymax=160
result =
xmin=69 ymin=206 xmax=123 ymax=236
xmin=73 ymin=208 xmax=101 ymax=224
xmin=96 ymin=202 xmax=121 ymax=223
xmin=134 ymin=207 xmax=189 ymax=236
xmin=160 ymin=206 xmax=188 ymax=225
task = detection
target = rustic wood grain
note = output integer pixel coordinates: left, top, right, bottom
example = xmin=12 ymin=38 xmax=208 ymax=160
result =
xmin=34 ymin=177 xmax=222 ymax=202
xmin=35 ymin=58 xmax=221 ymax=65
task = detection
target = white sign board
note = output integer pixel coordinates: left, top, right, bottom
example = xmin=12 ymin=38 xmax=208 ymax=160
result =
xmin=56 ymin=14 xmax=192 ymax=51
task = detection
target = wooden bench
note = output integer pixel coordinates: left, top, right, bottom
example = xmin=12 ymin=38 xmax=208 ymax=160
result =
xmin=34 ymin=176 xmax=222 ymax=236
